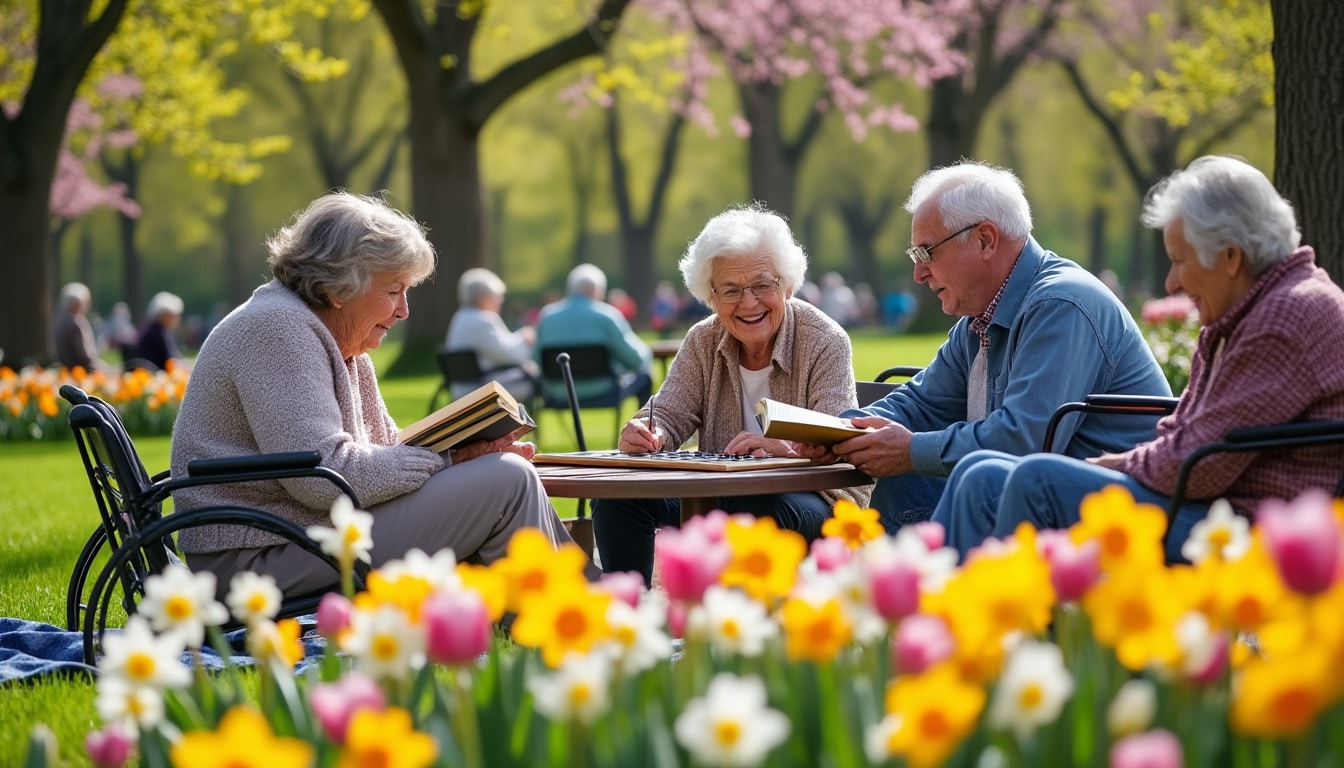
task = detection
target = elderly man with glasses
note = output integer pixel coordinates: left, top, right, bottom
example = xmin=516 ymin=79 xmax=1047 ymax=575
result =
xmin=799 ymin=160 xmax=1172 ymax=534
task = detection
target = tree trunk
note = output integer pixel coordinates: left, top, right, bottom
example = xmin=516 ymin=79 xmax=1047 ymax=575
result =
xmin=926 ymin=76 xmax=974 ymax=169
xmin=738 ymin=81 xmax=797 ymax=218
xmin=221 ymin=184 xmax=253 ymax=305
xmin=105 ymin=153 xmax=143 ymax=323
xmin=1271 ymin=0 xmax=1344 ymax=285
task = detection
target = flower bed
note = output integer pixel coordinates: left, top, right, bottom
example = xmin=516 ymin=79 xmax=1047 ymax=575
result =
xmin=0 ymin=363 xmax=189 ymax=441
xmin=28 ymin=489 xmax=1344 ymax=767
xmin=1140 ymin=295 xmax=1200 ymax=395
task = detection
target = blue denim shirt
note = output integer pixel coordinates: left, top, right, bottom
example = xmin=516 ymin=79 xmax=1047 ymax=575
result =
xmin=849 ymin=237 xmax=1171 ymax=476
xmin=534 ymin=294 xmax=653 ymax=401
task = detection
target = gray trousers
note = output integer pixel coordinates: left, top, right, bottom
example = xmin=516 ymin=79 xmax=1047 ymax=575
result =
xmin=187 ymin=452 xmax=589 ymax=597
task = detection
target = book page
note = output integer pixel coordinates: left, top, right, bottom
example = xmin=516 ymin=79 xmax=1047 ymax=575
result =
xmin=755 ymin=398 xmax=872 ymax=445
xmin=399 ymin=380 xmax=532 ymax=447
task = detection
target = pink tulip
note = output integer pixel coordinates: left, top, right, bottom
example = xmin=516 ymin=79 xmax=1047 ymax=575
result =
xmin=598 ymin=572 xmax=645 ymax=608
xmin=868 ymin=556 xmax=921 ymax=622
xmin=810 ymin=537 xmax=853 ymax=572
xmin=316 ymin=592 xmax=353 ymax=639
xmin=1047 ymin=537 xmax=1102 ymax=602
xmin=666 ymin=599 xmax=688 ymax=639
xmin=311 ymin=672 xmax=385 ymax=745
xmin=892 ymin=614 xmax=954 ymax=674
xmin=423 ymin=589 xmax=492 ymax=666
xmin=1258 ymin=489 xmax=1342 ymax=596
xmin=911 ymin=521 xmax=945 ymax=551
xmin=684 ymin=510 xmax=731 ymax=544
xmin=1187 ymin=630 xmax=1229 ymax=686
xmin=1110 ymin=729 xmax=1182 ymax=768
xmin=85 ymin=726 xmax=133 ymax=768
xmin=656 ymin=525 xmax=730 ymax=603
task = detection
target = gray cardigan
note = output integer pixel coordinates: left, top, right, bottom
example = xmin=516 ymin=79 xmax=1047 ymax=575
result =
xmin=171 ymin=280 xmax=445 ymax=553
xmin=636 ymin=298 xmax=872 ymax=507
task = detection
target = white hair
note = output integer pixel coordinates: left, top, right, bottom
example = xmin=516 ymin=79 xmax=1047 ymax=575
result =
xmin=458 ymin=268 xmax=506 ymax=306
xmin=60 ymin=282 xmax=91 ymax=312
xmin=904 ymin=160 xmax=1033 ymax=241
xmin=678 ymin=202 xmax=808 ymax=305
xmin=1141 ymin=155 xmax=1300 ymax=275
xmin=146 ymin=291 xmax=184 ymax=319
xmin=567 ymin=263 xmax=607 ymax=298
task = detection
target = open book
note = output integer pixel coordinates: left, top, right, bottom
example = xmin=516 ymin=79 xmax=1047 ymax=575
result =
xmin=398 ymin=380 xmax=536 ymax=453
xmin=755 ymin=398 xmax=873 ymax=445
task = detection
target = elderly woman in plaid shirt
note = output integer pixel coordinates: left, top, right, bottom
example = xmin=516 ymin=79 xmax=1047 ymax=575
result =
xmin=933 ymin=155 xmax=1344 ymax=563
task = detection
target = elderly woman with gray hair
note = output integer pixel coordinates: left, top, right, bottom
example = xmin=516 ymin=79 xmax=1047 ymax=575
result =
xmin=592 ymin=202 xmax=873 ymax=585
xmin=171 ymin=192 xmax=585 ymax=597
xmin=932 ymin=155 xmax=1344 ymax=562
xmin=445 ymin=268 xmax=538 ymax=403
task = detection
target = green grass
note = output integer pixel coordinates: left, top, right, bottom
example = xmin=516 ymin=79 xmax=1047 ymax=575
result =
xmin=0 ymin=331 xmax=944 ymax=763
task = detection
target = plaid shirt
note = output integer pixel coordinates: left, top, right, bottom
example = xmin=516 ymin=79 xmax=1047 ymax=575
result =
xmin=1122 ymin=248 xmax=1344 ymax=512
xmin=970 ymin=272 xmax=1013 ymax=349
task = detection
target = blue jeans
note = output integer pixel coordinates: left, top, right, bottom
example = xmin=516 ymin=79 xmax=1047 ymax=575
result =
xmin=931 ymin=450 xmax=1207 ymax=562
xmin=592 ymin=492 xmax=832 ymax=586
xmin=869 ymin=473 xmax=948 ymax=535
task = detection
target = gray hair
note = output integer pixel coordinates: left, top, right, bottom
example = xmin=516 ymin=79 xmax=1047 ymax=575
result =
xmin=267 ymin=191 xmax=436 ymax=308
xmin=1141 ymin=155 xmax=1300 ymax=275
xmin=146 ymin=291 xmax=184 ymax=319
xmin=904 ymin=160 xmax=1033 ymax=241
xmin=567 ymin=263 xmax=607 ymax=298
xmin=678 ymin=202 xmax=808 ymax=305
xmin=60 ymin=282 xmax=91 ymax=311
xmin=458 ymin=268 xmax=506 ymax=306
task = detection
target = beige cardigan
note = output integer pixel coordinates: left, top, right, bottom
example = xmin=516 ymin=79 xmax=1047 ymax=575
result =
xmin=635 ymin=299 xmax=872 ymax=508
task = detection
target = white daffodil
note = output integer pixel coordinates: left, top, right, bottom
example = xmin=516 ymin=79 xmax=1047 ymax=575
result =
xmin=795 ymin=561 xmax=886 ymax=645
xmin=987 ymin=640 xmax=1075 ymax=743
xmin=345 ymin=603 xmax=425 ymax=680
xmin=865 ymin=528 xmax=959 ymax=594
xmin=138 ymin=566 xmax=229 ymax=649
xmin=1181 ymin=499 xmax=1251 ymax=563
xmin=600 ymin=592 xmax=672 ymax=676
xmin=374 ymin=547 xmax=462 ymax=593
xmin=1107 ymin=678 xmax=1156 ymax=738
xmin=864 ymin=713 xmax=903 ymax=765
xmin=675 ymin=673 xmax=790 ymax=768
xmin=527 ymin=652 xmax=614 ymax=726
xmin=98 ymin=615 xmax=191 ymax=691
xmin=306 ymin=494 xmax=374 ymax=566
xmin=95 ymin=676 xmax=165 ymax=732
xmin=688 ymin=586 xmax=777 ymax=658
xmin=226 ymin=571 xmax=282 ymax=625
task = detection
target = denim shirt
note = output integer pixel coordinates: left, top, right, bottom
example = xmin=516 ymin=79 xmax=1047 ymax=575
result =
xmin=850 ymin=237 xmax=1172 ymax=475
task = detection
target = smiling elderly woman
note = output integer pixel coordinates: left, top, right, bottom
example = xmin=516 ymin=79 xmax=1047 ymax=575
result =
xmin=171 ymin=192 xmax=583 ymax=597
xmin=592 ymin=202 xmax=873 ymax=586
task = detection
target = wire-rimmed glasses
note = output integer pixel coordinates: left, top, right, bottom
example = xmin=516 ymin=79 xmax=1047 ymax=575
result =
xmin=712 ymin=277 xmax=782 ymax=304
xmin=906 ymin=222 xmax=981 ymax=264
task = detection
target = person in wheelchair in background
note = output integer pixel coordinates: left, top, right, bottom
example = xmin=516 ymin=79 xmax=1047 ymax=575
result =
xmin=170 ymin=191 xmax=589 ymax=599
xmin=593 ymin=202 xmax=873 ymax=586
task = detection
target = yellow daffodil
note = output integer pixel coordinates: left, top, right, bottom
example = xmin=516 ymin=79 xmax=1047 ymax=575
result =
xmin=882 ymin=663 xmax=985 ymax=768
xmin=721 ymin=516 xmax=807 ymax=604
xmin=355 ymin=571 xmax=435 ymax=624
xmin=1070 ymin=485 xmax=1167 ymax=571
xmin=337 ymin=707 xmax=437 ymax=768
xmin=170 ymin=706 xmax=313 ymax=768
xmin=779 ymin=595 xmax=852 ymax=663
xmin=456 ymin=562 xmax=509 ymax=621
xmin=492 ymin=528 xmax=592 ymax=613
xmin=1083 ymin=564 xmax=1184 ymax=671
xmin=820 ymin=499 xmax=884 ymax=549
xmin=1208 ymin=537 xmax=1302 ymax=635
xmin=512 ymin=579 xmax=612 ymax=668
xmin=246 ymin=618 xmax=305 ymax=669
xmin=1231 ymin=647 xmax=1337 ymax=738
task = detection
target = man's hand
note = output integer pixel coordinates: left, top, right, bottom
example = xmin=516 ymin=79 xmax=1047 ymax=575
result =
xmin=830 ymin=414 xmax=914 ymax=477
xmin=723 ymin=432 xmax=798 ymax=458
xmin=1086 ymin=452 xmax=1128 ymax=470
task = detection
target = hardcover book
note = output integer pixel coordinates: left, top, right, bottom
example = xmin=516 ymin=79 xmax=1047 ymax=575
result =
xmin=754 ymin=398 xmax=873 ymax=445
xmin=398 ymin=381 xmax=536 ymax=452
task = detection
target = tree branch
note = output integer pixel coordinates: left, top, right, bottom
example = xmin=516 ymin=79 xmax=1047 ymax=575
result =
xmin=1057 ymin=58 xmax=1149 ymax=192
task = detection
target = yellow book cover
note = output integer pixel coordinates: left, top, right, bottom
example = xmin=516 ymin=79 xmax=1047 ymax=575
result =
xmin=754 ymin=398 xmax=872 ymax=445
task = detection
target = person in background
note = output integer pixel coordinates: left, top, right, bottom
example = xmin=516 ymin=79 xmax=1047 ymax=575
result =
xmin=104 ymin=301 xmax=139 ymax=363
xmin=593 ymin=203 xmax=873 ymax=586
xmin=445 ymin=268 xmax=539 ymax=404
xmin=131 ymin=291 xmax=184 ymax=371
xmin=53 ymin=282 xmax=103 ymax=371
xmin=607 ymin=287 xmax=638 ymax=323
xmin=650 ymin=280 xmax=681 ymax=338
xmin=798 ymin=160 xmax=1171 ymax=533
xmin=932 ymin=155 xmax=1344 ymax=561
xmin=171 ymin=191 xmax=589 ymax=599
xmin=534 ymin=263 xmax=653 ymax=406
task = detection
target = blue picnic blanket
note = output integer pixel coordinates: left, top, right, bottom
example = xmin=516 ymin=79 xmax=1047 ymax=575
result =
xmin=0 ymin=617 xmax=325 ymax=684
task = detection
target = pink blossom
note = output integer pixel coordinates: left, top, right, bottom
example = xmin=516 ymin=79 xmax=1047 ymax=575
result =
xmin=598 ymin=571 xmax=645 ymax=608
xmin=315 ymin=592 xmax=353 ymax=639
xmin=423 ymin=589 xmax=492 ymax=666
xmin=810 ymin=536 xmax=853 ymax=572
xmin=311 ymin=673 xmax=386 ymax=745
xmin=868 ymin=555 xmax=921 ymax=622
xmin=655 ymin=518 xmax=731 ymax=603
xmin=892 ymin=614 xmax=953 ymax=674
xmin=1140 ymin=295 xmax=1197 ymax=324
xmin=1257 ymin=489 xmax=1342 ymax=596
xmin=911 ymin=521 xmax=945 ymax=550
xmin=1045 ymin=537 xmax=1101 ymax=602
xmin=1110 ymin=729 xmax=1183 ymax=768
xmin=85 ymin=725 xmax=133 ymax=768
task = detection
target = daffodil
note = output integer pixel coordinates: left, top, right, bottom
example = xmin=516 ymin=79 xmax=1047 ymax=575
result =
xmin=600 ymin=592 xmax=672 ymax=676
xmin=1083 ymin=564 xmax=1184 ymax=671
xmin=1107 ymin=679 xmax=1157 ymax=738
xmin=492 ymin=528 xmax=592 ymax=613
xmin=138 ymin=566 xmax=229 ymax=649
xmin=779 ymin=594 xmax=853 ymax=663
xmin=170 ymin=706 xmax=313 ymax=768
xmin=337 ymin=707 xmax=437 ymax=768
xmin=687 ymin=585 xmax=777 ymax=658
xmin=1231 ymin=647 xmax=1336 ymax=738
xmin=796 ymin=560 xmax=887 ymax=644
xmin=512 ymin=579 xmax=612 ymax=668
xmin=881 ymin=662 xmax=986 ymax=768
xmin=674 ymin=673 xmax=790 ymax=768
xmin=225 ymin=571 xmax=282 ymax=626
xmin=528 ymin=651 xmax=613 ymax=726
xmin=94 ymin=676 xmax=164 ymax=732
xmin=987 ymin=640 xmax=1074 ymax=743
xmin=820 ymin=499 xmax=884 ymax=549
xmin=1070 ymin=484 xmax=1167 ymax=571
xmin=246 ymin=618 xmax=305 ymax=670
xmin=1208 ymin=537 xmax=1302 ymax=635
xmin=306 ymin=494 xmax=374 ymax=569
xmin=456 ymin=561 xmax=509 ymax=621
xmin=721 ymin=516 xmax=806 ymax=604
xmin=344 ymin=604 xmax=426 ymax=680
xmin=1181 ymin=499 xmax=1251 ymax=563
xmin=98 ymin=615 xmax=190 ymax=691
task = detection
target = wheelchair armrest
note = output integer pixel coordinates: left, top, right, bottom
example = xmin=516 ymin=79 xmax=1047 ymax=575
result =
xmin=187 ymin=451 xmax=322 ymax=476
xmin=1082 ymin=394 xmax=1182 ymax=411
xmin=1223 ymin=420 xmax=1344 ymax=444
xmin=875 ymin=365 xmax=924 ymax=382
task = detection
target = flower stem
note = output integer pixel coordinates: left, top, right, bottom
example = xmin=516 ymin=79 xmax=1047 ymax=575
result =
xmin=453 ymin=669 xmax=485 ymax=768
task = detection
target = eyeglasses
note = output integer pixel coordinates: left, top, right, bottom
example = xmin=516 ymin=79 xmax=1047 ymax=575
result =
xmin=712 ymin=277 xmax=782 ymax=304
xmin=906 ymin=222 xmax=981 ymax=264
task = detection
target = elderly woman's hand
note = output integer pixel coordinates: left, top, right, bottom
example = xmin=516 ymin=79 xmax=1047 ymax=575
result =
xmin=618 ymin=418 xmax=664 ymax=454
xmin=450 ymin=431 xmax=537 ymax=463
xmin=723 ymin=433 xmax=798 ymax=459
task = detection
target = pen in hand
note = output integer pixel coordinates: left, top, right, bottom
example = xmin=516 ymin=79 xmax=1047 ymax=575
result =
xmin=647 ymin=393 xmax=657 ymax=452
